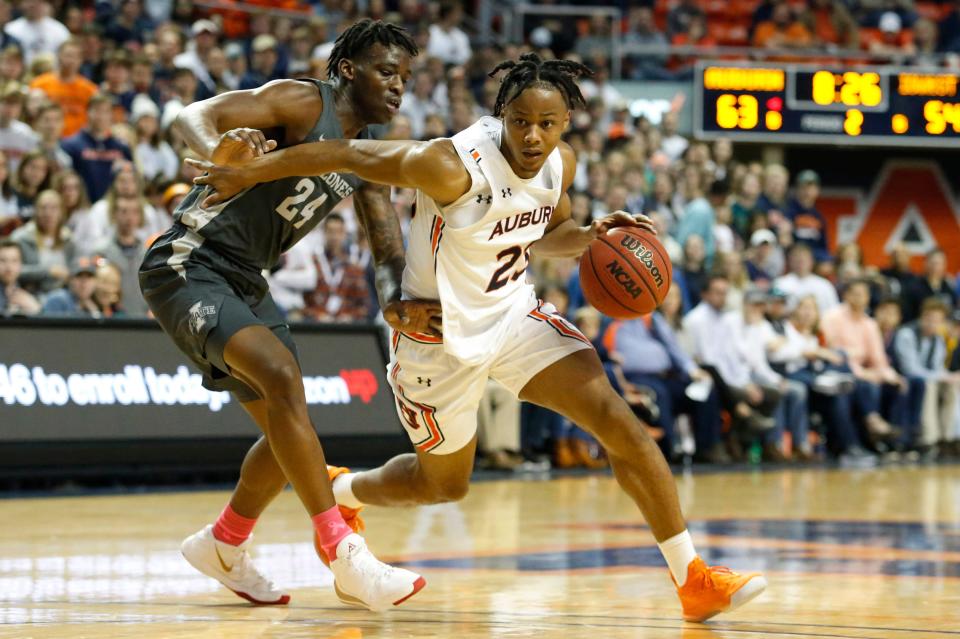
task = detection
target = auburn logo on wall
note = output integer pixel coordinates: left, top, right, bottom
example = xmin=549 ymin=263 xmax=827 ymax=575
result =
xmin=818 ymin=161 xmax=960 ymax=273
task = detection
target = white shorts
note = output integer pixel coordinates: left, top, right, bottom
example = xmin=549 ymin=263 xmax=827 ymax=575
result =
xmin=386 ymin=301 xmax=593 ymax=455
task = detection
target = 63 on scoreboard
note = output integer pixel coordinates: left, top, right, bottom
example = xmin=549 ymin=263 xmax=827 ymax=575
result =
xmin=694 ymin=62 xmax=960 ymax=147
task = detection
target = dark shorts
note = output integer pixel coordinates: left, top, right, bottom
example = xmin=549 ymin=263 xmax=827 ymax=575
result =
xmin=140 ymin=233 xmax=298 ymax=403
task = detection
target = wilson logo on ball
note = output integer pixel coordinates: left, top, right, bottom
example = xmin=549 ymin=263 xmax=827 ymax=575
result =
xmin=605 ymin=260 xmax=644 ymax=300
xmin=619 ymin=236 xmax=664 ymax=287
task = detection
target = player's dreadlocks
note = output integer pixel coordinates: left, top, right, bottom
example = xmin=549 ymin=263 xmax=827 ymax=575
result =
xmin=327 ymin=19 xmax=418 ymax=80
xmin=488 ymin=52 xmax=593 ymax=117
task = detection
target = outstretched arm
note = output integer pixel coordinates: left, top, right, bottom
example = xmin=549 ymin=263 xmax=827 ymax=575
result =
xmin=174 ymin=80 xmax=320 ymax=164
xmin=189 ymin=138 xmax=471 ymax=208
xmin=532 ymin=143 xmax=654 ymax=258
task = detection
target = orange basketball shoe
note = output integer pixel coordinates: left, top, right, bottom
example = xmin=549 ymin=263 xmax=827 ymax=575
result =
xmin=674 ymin=557 xmax=767 ymax=622
xmin=315 ymin=465 xmax=365 ymax=566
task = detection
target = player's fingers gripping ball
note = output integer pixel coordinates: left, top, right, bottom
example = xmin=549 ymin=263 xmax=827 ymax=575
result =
xmin=579 ymin=227 xmax=672 ymax=319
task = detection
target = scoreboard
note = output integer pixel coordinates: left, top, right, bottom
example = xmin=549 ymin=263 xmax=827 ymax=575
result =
xmin=694 ymin=62 xmax=960 ymax=147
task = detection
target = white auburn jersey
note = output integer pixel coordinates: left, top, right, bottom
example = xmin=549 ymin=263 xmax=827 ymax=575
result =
xmin=403 ymin=117 xmax=564 ymax=366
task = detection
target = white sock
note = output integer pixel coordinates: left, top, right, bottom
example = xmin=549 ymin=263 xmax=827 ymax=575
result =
xmin=657 ymin=529 xmax=698 ymax=587
xmin=332 ymin=472 xmax=364 ymax=509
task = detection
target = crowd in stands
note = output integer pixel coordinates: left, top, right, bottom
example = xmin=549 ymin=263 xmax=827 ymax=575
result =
xmin=0 ymin=0 xmax=959 ymax=470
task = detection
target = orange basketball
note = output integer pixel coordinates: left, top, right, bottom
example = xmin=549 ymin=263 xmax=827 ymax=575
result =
xmin=579 ymin=227 xmax=672 ymax=319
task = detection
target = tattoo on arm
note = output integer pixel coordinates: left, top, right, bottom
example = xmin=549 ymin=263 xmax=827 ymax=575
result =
xmin=356 ymin=185 xmax=405 ymax=307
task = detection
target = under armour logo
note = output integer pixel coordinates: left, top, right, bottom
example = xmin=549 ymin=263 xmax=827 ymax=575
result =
xmin=501 ymin=188 xmax=512 ymax=198
xmin=417 ymin=377 xmax=432 ymax=387
xmin=476 ymin=193 xmax=492 ymax=204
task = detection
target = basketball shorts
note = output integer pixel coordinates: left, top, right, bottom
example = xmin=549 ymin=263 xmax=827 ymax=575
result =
xmin=386 ymin=301 xmax=593 ymax=455
xmin=140 ymin=240 xmax=298 ymax=403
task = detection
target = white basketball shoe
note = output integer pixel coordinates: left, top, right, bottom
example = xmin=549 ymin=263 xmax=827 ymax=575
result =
xmin=328 ymin=533 xmax=426 ymax=611
xmin=181 ymin=525 xmax=290 ymax=605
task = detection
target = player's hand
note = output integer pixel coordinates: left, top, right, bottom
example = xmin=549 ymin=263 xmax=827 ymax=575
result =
xmin=382 ymin=299 xmax=443 ymax=337
xmin=186 ymin=159 xmax=254 ymax=207
xmin=590 ymin=211 xmax=656 ymax=238
xmin=210 ymin=128 xmax=277 ymax=166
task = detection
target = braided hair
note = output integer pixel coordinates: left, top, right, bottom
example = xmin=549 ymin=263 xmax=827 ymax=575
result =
xmin=327 ymin=19 xmax=418 ymax=80
xmin=488 ymin=52 xmax=592 ymax=117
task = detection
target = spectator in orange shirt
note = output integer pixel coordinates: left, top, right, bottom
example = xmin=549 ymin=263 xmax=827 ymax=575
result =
xmin=753 ymin=2 xmax=813 ymax=48
xmin=28 ymin=39 xmax=97 ymax=138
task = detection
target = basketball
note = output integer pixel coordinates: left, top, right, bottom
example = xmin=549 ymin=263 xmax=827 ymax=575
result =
xmin=579 ymin=227 xmax=672 ymax=319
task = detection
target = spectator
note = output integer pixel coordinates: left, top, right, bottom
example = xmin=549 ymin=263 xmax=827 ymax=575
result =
xmin=91 ymin=259 xmax=124 ymax=317
xmin=41 ymin=255 xmax=100 ymax=316
xmin=267 ymin=239 xmax=317 ymax=321
xmin=104 ymin=0 xmax=153 ymax=47
xmin=735 ymin=288 xmax=812 ymax=461
xmin=160 ymin=66 xmax=201 ymax=132
xmin=84 ymin=162 xmax=165 ymax=243
xmin=881 ymin=242 xmax=917 ymax=301
xmin=50 ymin=169 xmax=91 ymax=246
xmin=130 ymin=54 xmax=158 ymax=103
xmin=675 ymin=178 xmax=717 ymax=268
xmin=667 ymin=0 xmax=707 ymax=38
xmin=0 ymin=238 xmax=40 ymax=315
xmin=575 ymin=15 xmax=615 ymax=64
xmin=684 ymin=275 xmax=782 ymax=444
xmin=240 ymin=35 xmax=281 ymax=90
xmin=680 ymin=234 xmax=708 ymax=309
xmin=746 ymin=228 xmax=784 ymax=288
xmin=774 ymin=243 xmax=839 ymax=312
xmin=609 ymin=311 xmax=727 ymax=464
xmin=910 ymin=17 xmax=939 ymax=66
xmin=731 ymin=172 xmax=764 ymax=242
xmin=0 ymin=1 xmax=21 ymax=53
xmin=304 ymin=213 xmax=371 ymax=323
xmin=785 ymin=170 xmax=829 ymax=262
xmin=62 ymin=94 xmax=133 ymax=202
xmin=220 ymin=43 xmax=246 ymax=92
xmin=427 ymin=1 xmax=472 ymax=66
xmin=625 ymin=7 xmax=669 ymax=81
xmin=769 ymin=294 xmax=869 ymax=461
xmin=866 ymin=11 xmax=916 ymax=56
xmin=892 ymin=297 xmax=960 ymax=457
xmin=804 ymin=0 xmax=859 ymax=49
xmin=11 ymin=149 xmax=51 ymax=221
xmin=718 ymin=251 xmax=749 ymax=313
xmin=753 ymin=1 xmax=813 ymax=48
xmin=32 ymin=102 xmax=71 ymax=171
xmin=757 ymin=163 xmax=790 ymax=229
xmin=100 ymin=51 xmax=137 ymax=121
xmin=0 ymin=83 xmax=37 ymax=173
xmin=939 ymin=0 xmax=960 ymax=51
xmin=0 ymin=149 xmax=17 ymax=232
xmin=670 ymin=14 xmax=718 ymax=76
xmin=660 ymin=111 xmax=688 ymax=161
xmin=174 ymin=19 xmax=220 ymax=98
xmin=399 ymin=69 xmax=442 ymax=140
xmin=150 ymin=24 xmax=182 ymax=101
xmin=29 ymin=39 xmax=97 ymax=138
xmin=90 ymin=195 xmax=148 ymax=316
xmin=477 ymin=379 xmax=524 ymax=470
xmin=9 ymin=188 xmax=73 ymax=294
xmin=131 ymin=95 xmax=177 ymax=182
xmin=3 ymin=0 xmax=70 ymax=66
xmin=903 ymin=248 xmax=956 ymax=323
xmin=821 ymin=279 xmax=904 ymax=446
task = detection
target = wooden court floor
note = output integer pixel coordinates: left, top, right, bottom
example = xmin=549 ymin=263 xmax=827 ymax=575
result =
xmin=1 ymin=465 xmax=958 ymax=638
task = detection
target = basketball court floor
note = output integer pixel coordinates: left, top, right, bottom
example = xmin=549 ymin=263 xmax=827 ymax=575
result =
xmin=1 ymin=464 xmax=957 ymax=638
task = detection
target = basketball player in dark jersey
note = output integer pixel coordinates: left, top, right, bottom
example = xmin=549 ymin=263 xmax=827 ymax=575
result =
xmin=138 ymin=20 xmax=433 ymax=611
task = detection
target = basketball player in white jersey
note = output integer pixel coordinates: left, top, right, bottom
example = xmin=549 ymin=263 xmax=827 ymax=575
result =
xmin=190 ymin=53 xmax=767 ymax=622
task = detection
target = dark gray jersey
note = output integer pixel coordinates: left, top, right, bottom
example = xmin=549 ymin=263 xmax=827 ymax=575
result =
xmin=163 ymin=79 xmax=384 ymax=271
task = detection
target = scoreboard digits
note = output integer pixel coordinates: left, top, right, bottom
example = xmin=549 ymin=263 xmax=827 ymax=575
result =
xmin=695 ymin=63 xmax=960 ymax=146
